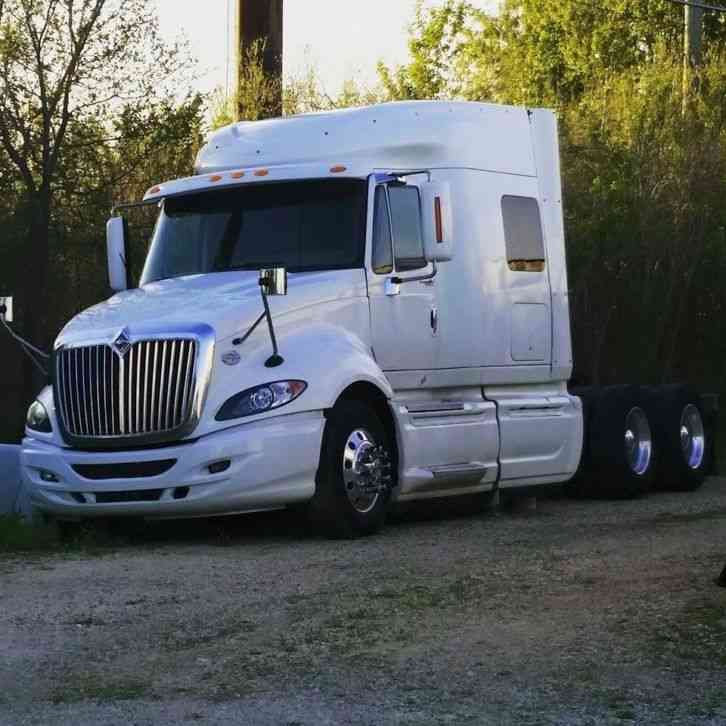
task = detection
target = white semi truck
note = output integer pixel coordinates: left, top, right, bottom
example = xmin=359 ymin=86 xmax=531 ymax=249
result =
xmin=17 ymin=101 xmax=711 ymax=536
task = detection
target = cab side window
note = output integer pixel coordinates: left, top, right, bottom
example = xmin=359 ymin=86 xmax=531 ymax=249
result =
xmin=389 ymin=185 xmax=426 ymax=272
xmin=372 ymin=184 xmax=427 ymax=275
xmin=501 ymin=195 xmax=546 ymax=272
xmin=372 ymin=186 xmax=393 ymax=275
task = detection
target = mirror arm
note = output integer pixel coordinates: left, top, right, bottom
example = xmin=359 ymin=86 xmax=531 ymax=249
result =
xmin=391 ymin=260 xmax=438 ymax=286
xmin=260 ymin=284 xmax=284 ymax=368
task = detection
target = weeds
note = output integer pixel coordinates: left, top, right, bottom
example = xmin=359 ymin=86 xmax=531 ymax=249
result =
xmin=0 ymin=515 xmax=59 ymax=553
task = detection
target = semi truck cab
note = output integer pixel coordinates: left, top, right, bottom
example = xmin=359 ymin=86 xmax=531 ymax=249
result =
xmin=23 ymin=101 xmax=682 ymax=537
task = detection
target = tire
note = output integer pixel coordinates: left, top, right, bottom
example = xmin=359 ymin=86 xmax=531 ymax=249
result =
xmin=308 ymin=400 xmax=394 ymax=539
xmin=642 ymin=385 xmax=709 ymax=491
xmin=587 ymin=385 xmax=656 ymax=498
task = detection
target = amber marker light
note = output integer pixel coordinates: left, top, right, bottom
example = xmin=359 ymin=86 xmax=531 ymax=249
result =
xmin=254 ymin=169 xmax=270 ymax=177
xmin=209 ymin=175 xmax=223 ymax=182
xmin=231 ymin=171 xmax=245 ymax=179
xmin=330 ymin=165 xmax=347 ymax=174
xmin=434 ymin=197 xmax=444 ymax=243
xmin=148 ymin=186 xmax=161 ymax=195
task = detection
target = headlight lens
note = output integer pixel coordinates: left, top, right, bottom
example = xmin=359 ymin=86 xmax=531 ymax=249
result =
xmin=26 ymin=400 xmax=52 ymax=433
xmin=216 ymin=381 xmax=307 ymax=421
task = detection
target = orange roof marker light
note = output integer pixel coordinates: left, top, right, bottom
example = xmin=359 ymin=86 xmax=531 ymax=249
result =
xmin=209 ymin=175 xmax=223 ymax=183
xmin=230 ymin=171 xmax=245 ymax=179
xmin=148 ymin=186 xmax=161 ymax=195
xmin=254 ymin=169 xmax=270 ymax=177
xmin=330 ymin=165 xmax=347 ymax=174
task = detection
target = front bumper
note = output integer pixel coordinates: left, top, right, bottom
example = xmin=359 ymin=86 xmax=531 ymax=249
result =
xmin=22 ymin=411 xmax=324 ymax=520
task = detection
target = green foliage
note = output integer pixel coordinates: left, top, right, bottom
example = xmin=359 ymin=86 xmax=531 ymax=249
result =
xmin=210 ymin=48 xmax=385 ymax=131
xmin=0 ymin=515 xmax=58 ymax=553
xmin=382 ymin=0 xmax=726 ymax=389
xmin=211 ymin=39 xmax=283 ymax=128
xmin=0 ymin=1 xmax=205 ymax=441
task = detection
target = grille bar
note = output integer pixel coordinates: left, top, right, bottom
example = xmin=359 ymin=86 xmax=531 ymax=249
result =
xmin=56 ymin=338 xmax=198 ymax=441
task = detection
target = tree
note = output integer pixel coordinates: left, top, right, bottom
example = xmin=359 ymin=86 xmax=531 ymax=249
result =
xmin=381 ymin=0 xmax=726 ymax=394
xmin=0 ymin=0 xmax=193 ymax=401
xmin=380 ymin=0 xmax=726 ymax=106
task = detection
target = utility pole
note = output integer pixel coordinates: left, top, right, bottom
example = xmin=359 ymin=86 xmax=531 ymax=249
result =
xmin=681 ymin=0 xmax=704 ymax=109
xmin=684 ymin=1 xmax=704 ymax=68
xmin=234 ymin=0 xmax=284 ymax=121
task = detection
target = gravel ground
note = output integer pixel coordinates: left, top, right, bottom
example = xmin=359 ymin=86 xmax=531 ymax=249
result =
xmin=1 ymin=480 xmax=726 ymax=725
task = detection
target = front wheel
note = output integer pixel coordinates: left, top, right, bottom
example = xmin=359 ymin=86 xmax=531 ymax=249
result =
xmin=308 ymin=400 xmax=395 ymax=538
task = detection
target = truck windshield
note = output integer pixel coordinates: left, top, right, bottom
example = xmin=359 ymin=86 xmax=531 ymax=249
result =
xmin=140 ymin=179 xmax=367 ymax=285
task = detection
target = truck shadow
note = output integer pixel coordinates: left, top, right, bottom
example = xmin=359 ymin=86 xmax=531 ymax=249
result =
xmin=65 ymin=490 xmax=548 ymax=550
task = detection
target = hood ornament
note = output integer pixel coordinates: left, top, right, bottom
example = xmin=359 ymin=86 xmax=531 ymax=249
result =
xmin=112 ymin=328 xmax=132 ymax=358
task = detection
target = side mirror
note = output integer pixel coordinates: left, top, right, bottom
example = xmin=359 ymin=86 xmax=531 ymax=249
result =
xmin=421 ymin=181 xmax=454 ymax=262
xmin=106 ymin=217 xmax=128 ymax=292
xmin=0 ymin=296 xmax=13 ymax=323
xmin=259 ymin=267 xmax=288 ymax=296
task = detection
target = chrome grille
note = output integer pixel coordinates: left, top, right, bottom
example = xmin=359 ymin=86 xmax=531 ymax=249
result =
xmin=55 ymin=339 xmax=198 ymax=440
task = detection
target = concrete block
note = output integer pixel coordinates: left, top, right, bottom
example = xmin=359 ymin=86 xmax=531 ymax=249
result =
xmin=0 ymin=444 xmax=21 ymax=515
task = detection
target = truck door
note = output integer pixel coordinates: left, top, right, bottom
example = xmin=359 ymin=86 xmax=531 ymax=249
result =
xmin=367 ymin=177 xmax=439 ymax=373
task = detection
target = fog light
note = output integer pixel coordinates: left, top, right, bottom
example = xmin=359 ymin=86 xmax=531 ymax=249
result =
xmin=208 ymin=460 xmax=231 ymax=475
xmin=40 ymin=470 xmax=59 ymax=483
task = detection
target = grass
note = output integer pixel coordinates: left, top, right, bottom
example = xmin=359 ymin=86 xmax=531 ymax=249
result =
xmin=649 ymin=599 xmax=726 ymax=668
xmin=0 ymin=514 xmax=149 ymax=556
xmin=0 ymin=515 xmax=59 ymax=553
xmin=49 ymin=674 xmax=150 ymax=704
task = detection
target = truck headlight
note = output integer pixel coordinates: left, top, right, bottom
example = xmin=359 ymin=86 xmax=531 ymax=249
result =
xmin=216 ymin=381 xmax=307 ymax=421
xmin=26 ymin=400 xmax=52 ymax=433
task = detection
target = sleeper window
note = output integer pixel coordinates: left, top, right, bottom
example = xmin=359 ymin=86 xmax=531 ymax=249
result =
xmin=372 ymin=186 xmax=393 ymax=275
xmin=389 ymin=185 xmax=426 ymax=272
xmin=502 ymin=195 xmax=546 ymax=272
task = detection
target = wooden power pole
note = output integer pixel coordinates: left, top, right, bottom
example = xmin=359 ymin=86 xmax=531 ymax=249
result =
xmin=234 ymin=0 xmax=284 ymax=120
xmin=685 ymin=1 xmax=704 ymax=67
xmin=683 ymin=1 xmax=704 ymax=108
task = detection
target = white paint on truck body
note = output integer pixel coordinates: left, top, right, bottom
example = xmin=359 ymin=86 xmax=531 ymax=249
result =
xmin=22 ymin=101 xmax=583 ymax=519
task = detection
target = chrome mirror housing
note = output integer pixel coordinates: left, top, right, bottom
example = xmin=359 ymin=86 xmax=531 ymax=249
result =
xmin=259 ymin=267 xmax=288 ymax=296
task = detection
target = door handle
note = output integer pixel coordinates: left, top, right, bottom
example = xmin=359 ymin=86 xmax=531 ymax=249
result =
xmin=430 ymin=307 xmax=439 ymax=335
xmin=385 ymin=278 xmax=401 ymax=297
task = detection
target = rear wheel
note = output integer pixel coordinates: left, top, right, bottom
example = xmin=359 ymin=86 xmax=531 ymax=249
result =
xmin=308 ymin=400 xmax=394 ymax=538
xmin=584 ymin=385 xmax=655 ymax=498
xmin=643 ymin=385 xmax=709 ymax=491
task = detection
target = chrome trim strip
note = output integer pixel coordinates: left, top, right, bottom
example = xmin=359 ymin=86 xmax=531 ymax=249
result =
xmin=119 ymin=355 xmax=126 ymax=436
xmin=150 ymin=340 xmax=159 ymax=432
xmin=166 ymin=341 xmax=177 ymax=431
xmin=143 ymin=341 xmax=150 ymax=434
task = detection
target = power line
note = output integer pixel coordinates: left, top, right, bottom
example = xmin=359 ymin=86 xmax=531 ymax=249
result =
xmin=226 ymin=0 xmax=231 ymax=96
xmin=665 ymin=0 xmax=726 ymax=13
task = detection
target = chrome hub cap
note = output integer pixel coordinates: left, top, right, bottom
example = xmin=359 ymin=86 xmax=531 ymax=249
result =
xmin=342 ymin=429 xmax=391 ymax=514
xmin=624 ymin=407 xmax=652 ymax=476
xmin=680 ymin=404 xmax=705 ymax=470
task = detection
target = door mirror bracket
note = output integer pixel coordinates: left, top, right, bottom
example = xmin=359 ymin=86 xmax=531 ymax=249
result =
xmin=390 ymin=261 xmax=438 ymax=287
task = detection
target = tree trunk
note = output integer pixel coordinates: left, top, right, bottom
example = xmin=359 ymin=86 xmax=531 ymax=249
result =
xmin=20 ymin=187 xmax=52 ymax=407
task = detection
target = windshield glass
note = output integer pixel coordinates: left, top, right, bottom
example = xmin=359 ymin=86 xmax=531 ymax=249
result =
xmin=140 ymin=179 xmax=367 ymax=285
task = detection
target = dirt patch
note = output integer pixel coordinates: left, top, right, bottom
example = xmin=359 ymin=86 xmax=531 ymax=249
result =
xmin=1 ymin=480 xmax=726 ymax=725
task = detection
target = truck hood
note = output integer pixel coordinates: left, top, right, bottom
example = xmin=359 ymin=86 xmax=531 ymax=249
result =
xmin=56 ymin=270 xmax=368 ymax=348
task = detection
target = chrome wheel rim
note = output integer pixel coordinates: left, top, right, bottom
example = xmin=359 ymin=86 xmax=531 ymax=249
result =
xmin=680 ymin=404 xmax=705 ymax=470
xmin=342 ymin=429 xmax=387 ymax=514
xmin=624 ymin=407 xmax=652 ymax=476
